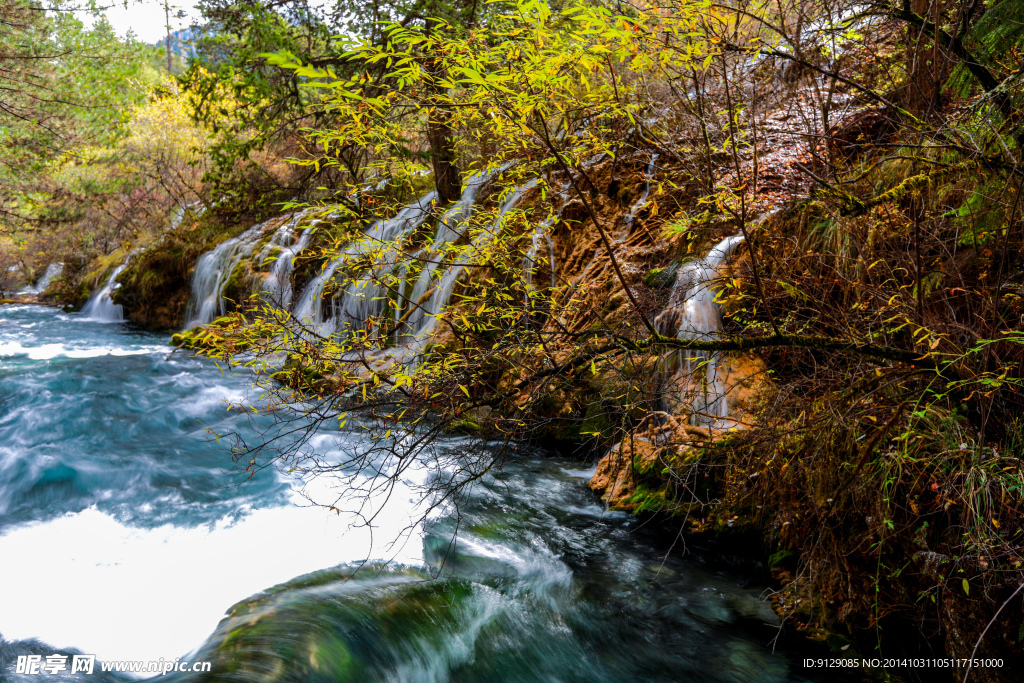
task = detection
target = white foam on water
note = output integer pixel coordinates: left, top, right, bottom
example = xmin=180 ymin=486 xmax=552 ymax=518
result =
xmin=0 ymin=342 xmax=162 ymax=360
xmin=0 ymin=472 xmax=427 ymax=666
xmin=561 ymin=465 xmax=598 ymax=481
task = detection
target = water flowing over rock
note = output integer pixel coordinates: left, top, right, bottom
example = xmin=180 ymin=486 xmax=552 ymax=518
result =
xmin=186 ymin=211 xmax=311 ymax=329
xmin=181 ymin=171 xmax=538 ymax=360
xmin=291 ymin=191 xmax=438 ymax=336
xmin=403 ymin=178 xmax=538 ymax=347
xmin=290 ymin=166 xmax=531 ymax=351
xmin=655 ymin=234 xmax=746 ymax=427
xmin=82 ymin=263 xmax=130 ymax=322
xmin=258 ymin=217 xmax=315 ymax=310
xmin=18 ymin=262 xmax=63 ymax=295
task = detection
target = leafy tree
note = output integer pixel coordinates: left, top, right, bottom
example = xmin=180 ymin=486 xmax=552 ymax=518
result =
xmin=0 ymin=1 xmax=155 ymax=235
xmin=186 ymin=0 xmax=517 ymax=207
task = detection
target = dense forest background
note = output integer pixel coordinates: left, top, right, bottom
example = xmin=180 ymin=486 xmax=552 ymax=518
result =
xmin=4 ymin=0 xmax=1024 ymax=680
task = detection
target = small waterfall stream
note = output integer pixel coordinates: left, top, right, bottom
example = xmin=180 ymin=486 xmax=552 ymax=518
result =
xmin=258 ymin=220 xmax=315 ymax=310
xmin=404 ymin=179 xmax=538 ymax=347
xmin=18 ymin=262 xmax=63 ymax=295
xmin=81 ymin=263 xmax=130 ymax=322
xmin=291 ymin=191 xmax=437 ymax=336
xmin=655 ymin=234 xmax=746 ymax=427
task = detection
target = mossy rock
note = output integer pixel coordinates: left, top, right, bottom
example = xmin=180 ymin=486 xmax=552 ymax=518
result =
xmin=178 ymin=567 xmax=475 ymax=683
xmin=270 ymin=354 xmax=331 ymax=388
xmin=627 ymin=483 xmax=672 ymax=514
xmin=768 ymin=549 xmax=797 ymax=570
xmin=445 ymin=418 xmax=483 ymax=434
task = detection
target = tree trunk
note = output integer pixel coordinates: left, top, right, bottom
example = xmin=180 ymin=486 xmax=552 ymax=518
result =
xmin=427 ymin=110 xmax=461 ymax=204
xmin=906 ymin=0 xmax=949 ymax=116
xmin=424 ymin=19 xmax=462 ymax=205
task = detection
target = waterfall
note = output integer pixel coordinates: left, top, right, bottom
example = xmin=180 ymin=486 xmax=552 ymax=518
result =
xmin=258 ymin=213 xmax=316 ymax=310
xmin=403 ymin=179 xmax=538 ymax=347
xmin=19 ymin=263 xmax=63 ymax=295
xmin=189 ymin=164 xmax=528 ymax=355
xmin=400 ymin=174 xmax=502 ymax=340
xmin=654 ymin=234 xmax=746 ymax=427
xmin=623 ymin=155 xmax=659 ymax=231
xmin=185 ymin=219 xmax=281 ymax=329
xmin=291 ymin=191 xmax=437 ymax=336
xmin=82 ymin=263 xmax=130 ymax=322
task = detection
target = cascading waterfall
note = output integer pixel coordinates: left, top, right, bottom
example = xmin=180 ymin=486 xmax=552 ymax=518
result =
xmin=402 ymin=178 xmax=538 ymax=346
xmin=186 ymin=215 xmax=297 ymax=329
xmin=398 ymin=173 xmax=500 ymax=339
xmin=291 ymin=191 xmax=438 ymax=336
xmin=189 ymin=166 xmax=532 ymax=356
xmin=258 ymin=216 xmax=315 ymax=310
xmin=81 ymin=262 xmax=131 ymax=322
xmin=291 ymin=166 xmax=517 ymax=345
xmin=18 ymin=262 xmax=63 ymax=295
xmin=654 ymin=234 xmax=746 ymax=427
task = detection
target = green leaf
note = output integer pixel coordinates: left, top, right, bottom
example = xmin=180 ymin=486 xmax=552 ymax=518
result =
xmin=962 ymin=579 xmax=970 ymax=596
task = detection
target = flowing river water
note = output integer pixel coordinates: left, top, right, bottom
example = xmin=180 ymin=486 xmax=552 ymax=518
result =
xmin=1 ymin=304 xmax=845 ymax=682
